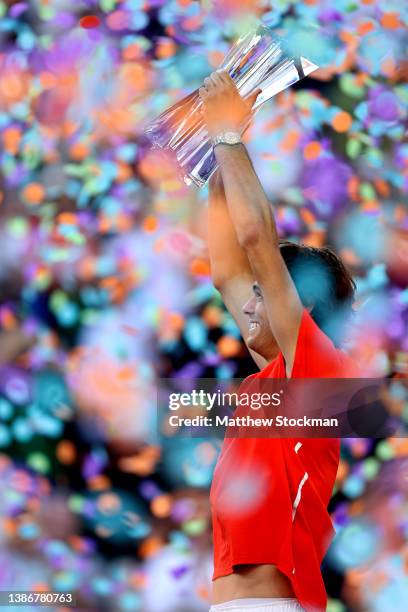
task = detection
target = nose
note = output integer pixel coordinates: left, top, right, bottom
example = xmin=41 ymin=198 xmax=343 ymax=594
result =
xmin=242 ymin=294 xmax=256 ymax=316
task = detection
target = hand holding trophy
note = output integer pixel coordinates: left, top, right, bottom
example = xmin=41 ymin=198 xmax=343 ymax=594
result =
xmin=144 ymin=24 xmax=319 ymax=188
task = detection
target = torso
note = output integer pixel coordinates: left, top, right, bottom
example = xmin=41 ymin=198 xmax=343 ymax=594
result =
xmin=211 ymin=310 xmax=351 ymax=608
xmin=212 ymin=564 xmax=295 ymax=604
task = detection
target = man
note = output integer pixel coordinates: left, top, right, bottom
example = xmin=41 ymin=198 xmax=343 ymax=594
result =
xmin=199 ymin=71 xmax=357 ymax=612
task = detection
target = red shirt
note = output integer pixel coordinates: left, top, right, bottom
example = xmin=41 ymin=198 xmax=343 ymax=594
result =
xmin=210 ymin=309 xmax=356 ymax=612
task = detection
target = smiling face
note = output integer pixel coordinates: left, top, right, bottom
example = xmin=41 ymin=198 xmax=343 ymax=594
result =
xmin=242 ymin=282 xmax=279 ymax=361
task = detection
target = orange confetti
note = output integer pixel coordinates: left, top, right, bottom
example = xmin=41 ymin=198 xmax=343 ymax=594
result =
xmin=390 ymin=438 xmax=408 ymax=456
xmin=118 ymin=447 xmax=161 ymax=476
xmin=0 ymin=73 xmax=26 ymax=100
xmin=151 ymin=494 xmax=172 ymax=518
xmin=57 ymin=212 xmax=77 ymax=225
xmin=69 ymin=142 xmax=90 ymax=161
xmin=361 ymin=200 xmax=379 ymax=212
xmin=116 ymin=161 xmax=132 ymax=183
xmin=156 ymin=38 xmax=177 ymax=60
xmin=167 ymin=311 xmax=185 ymax=332
xmin=202 ymin=305 xmax=222 ymax=328
xmin=139 ymin=536 xmax=164 ymax=558
xmin=217 ymin=335 xmax=242 ymax=358
xmin=357 ymin=21 xmax=375 ymax=36
xmin=98 ymin=215 xmax=114 ymax=233
xmin=303 ymin=230 xmax=325 ymax=248
xmin=280 ymin=129 xmax=300 ymax=152
xmin=100 ymin=276 xmax=119 ymax=290
xmin=354 ymin=72 xmax=369 ymax=87
xmin=190 ymin=258 xmax=211 ymax=277
xmin=182 ymin=15 xmax=203 ymax=31
xmin=121 ymin=63 xmax=149 ymax=90
xmin=347 ymin=499 xmax=364 ymax=516
xmin=339 ymin=30 xmax=356 ymax=45
xmin=261 ymin=152 xmax=278 ymax=161
xmin=122 ymin=43 xmax=143 ymax=61
xmin=335 ymin=459 xmax=349 ymax=482
xmin=106 ymin=10 xmax=129 ymax=31
xmin=381 ymin=12 xmax=401 ymax=29
xmin=2 ymin=517 xmax=17 ymax=536
xmin=340 ymin=248 xmax=362 ymax=267
xmin=208 ymin=50 xmax=225 ymax=68
xmin=143 ymin=215 xmax=158 ymax=233
xmin=31 ymin=583 xmax=49 ymax=593
xmin=381 ymin=56 xmax=397 ymax=78
xmin=88 ymin=475 xmax=111 ymax=491
xmin=56 ymin=440 xmax=76 ymax=464
xmin=115 ymin=212 xmax=132 ymax=233
xmin=374 ymin=179 xmax=390 ymax=197
xmin=347 ymin=176 xmax=360 ymax=200
xmin=117 ymin=365 xmax=135 ymax=381
xmin=303 ymin=141 xmax=322 ymax=161
xmin=394 ymin=205 xmax=407 ymax=223
xmin=264 ymin=115 xmax=285 ymax=132
xmin=332 ymin=111 xmax=353 ymax=133
xmin=22 ymin=182 xmax=45 ymax=205
xmin=39 ymin=71 xmax=57 ymax=89
xmin=300 ymin=208 xmax=316 ymax=225
xmin=2 ymin=126 xmax=21 ymax=155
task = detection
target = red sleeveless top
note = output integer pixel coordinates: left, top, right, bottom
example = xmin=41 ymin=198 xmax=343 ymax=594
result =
xmin=210 ymin=309 xmax=356 ymax=612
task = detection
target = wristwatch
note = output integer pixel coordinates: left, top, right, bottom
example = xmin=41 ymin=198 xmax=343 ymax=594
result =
xmin=211 ymin=131 xmax=242 ymax=148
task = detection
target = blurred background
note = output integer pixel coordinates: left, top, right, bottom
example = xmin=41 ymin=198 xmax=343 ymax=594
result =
xmin=0 ymin=0 xmax=407 ymax=610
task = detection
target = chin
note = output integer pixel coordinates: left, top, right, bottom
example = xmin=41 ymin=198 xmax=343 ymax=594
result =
xmin=247 ymin=334 xmax=260 ymax=352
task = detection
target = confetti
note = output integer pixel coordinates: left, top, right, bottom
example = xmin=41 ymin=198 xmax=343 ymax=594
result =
xmin=79 ymin=16 xmax=101 ymax=29
xmin=0 ymin=1 xmax=405 ymax=609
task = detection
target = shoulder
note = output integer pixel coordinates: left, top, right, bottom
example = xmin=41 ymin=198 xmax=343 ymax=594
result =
xmin=291 ymin=309 xmax=357 ymax=377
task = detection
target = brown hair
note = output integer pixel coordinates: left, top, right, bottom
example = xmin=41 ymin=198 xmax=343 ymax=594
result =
xmin=279 ymin=241 xmax=356 ymax=346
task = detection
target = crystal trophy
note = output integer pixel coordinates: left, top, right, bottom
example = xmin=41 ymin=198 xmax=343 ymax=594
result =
xmin=144 ymin=25 xmax=319 ymax=188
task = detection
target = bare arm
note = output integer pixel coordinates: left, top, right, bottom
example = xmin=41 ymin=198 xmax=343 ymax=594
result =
xmin=199 ymin=69 xmax=303 ymax=376
xmin=208 ymin=170 xmax=267 ymax=370
xmin=214 ymin=143 xmax=303 ymax=376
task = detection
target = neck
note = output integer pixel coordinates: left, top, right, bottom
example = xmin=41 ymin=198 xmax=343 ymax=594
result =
xmin=260 ymin=345 xmax=280 ymax=363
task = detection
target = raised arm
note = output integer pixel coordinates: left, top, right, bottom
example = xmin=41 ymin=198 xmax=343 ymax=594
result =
xmin=208 ymin=169 xmax=267 ymax=370
xmin=200 ymin=71 xmax=303 ymax=376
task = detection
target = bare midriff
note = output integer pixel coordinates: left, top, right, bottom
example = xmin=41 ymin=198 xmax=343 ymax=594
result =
xmin=212 ymin=564 xmax=295 ymax=605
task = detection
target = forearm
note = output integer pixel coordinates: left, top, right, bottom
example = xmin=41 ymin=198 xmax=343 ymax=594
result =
xmin=214 ymin=144 xmax=279 ymax=249
xmin=208 ymin=171 xmax=253 ymax=289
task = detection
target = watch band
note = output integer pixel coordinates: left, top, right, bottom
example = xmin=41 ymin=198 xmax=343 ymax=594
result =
xmin=211 ymin=131 xmax=242 ymax=148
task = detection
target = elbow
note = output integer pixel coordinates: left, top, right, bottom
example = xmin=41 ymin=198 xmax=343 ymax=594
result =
xmin=209 ymin=265 xmax=227 ymax=292
xmin=237 ymin=223 xmax=279 ymax=252
xmin=236 ymin=223 xmax=262 ymax=251
xmin=211 ymin=275 xmax=225 ymax=292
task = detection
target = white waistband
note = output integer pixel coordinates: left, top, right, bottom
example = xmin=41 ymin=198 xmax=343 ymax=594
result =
xmin=210 ymin=598 xmax=301 ymax=610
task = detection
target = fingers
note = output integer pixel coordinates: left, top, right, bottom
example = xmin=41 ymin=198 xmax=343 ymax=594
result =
xmin=199 ymin=86 xmax=208 ymax=101
xmin=201 ymin=70 xmax=234 ymax=95
xmin=217 ymin=70 xmax=235 ymax=88
xmin=209 ymin=72 xmax=224 ymax=87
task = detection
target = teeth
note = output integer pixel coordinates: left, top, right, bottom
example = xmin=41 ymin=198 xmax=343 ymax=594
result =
xmin=249 ymin=322 xmax=259 ymax=330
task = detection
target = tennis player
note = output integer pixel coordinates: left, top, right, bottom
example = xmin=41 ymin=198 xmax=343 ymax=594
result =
xmin=200 ymin=71 xmax=357 ymax=612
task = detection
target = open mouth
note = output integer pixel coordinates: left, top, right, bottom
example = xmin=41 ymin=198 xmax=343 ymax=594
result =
xmin=249 ymin=321 xmax=260 ymax=331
